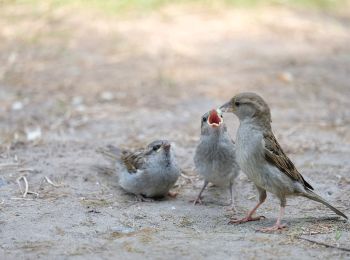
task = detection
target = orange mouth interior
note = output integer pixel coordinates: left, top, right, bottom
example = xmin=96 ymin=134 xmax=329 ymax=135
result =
xmin=208 ymin=109 xmax=222 ymax=126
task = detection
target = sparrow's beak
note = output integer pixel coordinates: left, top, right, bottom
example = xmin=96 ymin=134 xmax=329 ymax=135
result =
xmin=220 ymin=101 xmax=234 ymax=113
xmin=163 ymin=143 xmax=171 ymax=152
xmin=208 ymin=109 xmax=222 ymax=128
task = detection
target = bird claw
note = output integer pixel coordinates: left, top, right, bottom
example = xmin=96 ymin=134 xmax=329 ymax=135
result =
xmin=229 ymin=215 xmax=265 ymax=225
xmin=190 ymin=197 xmax=203 ymax=205
xmin=258 ymin=223 xmax=287 ymax=232
xmin=135 ymin=195 xmax=154 ymax=202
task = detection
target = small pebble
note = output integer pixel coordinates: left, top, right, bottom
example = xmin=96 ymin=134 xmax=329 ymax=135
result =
xmin=278 ymin=71 xmax=294 ymax=83
xmin=26 ymin=127 xmax=42 ymax=141
xmin=11 ymin=101 xmax=23 ymax=111
xmin=100 ymin=91 xmax=114 ymax=101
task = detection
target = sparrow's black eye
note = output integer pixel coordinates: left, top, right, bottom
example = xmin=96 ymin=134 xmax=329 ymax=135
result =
xmin=153 ymin=145 xmax=161 ymax=151
xmin=235 ymin=101 xmax=240 ymax=107
xmin=202 ymin=117 xmax=207 ymax=122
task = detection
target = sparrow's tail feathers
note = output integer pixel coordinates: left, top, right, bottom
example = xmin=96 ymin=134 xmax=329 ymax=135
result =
xmin=91 ymin=165 xmax=115 ymax=176
xmin=303 ymin=191 xmax=348 ymax=220
xmin=96 ymin=145 xmax=121 ymax=163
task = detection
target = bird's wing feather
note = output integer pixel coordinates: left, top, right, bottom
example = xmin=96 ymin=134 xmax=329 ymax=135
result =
xmin=263 ymin=131 xmax=313 ymax=190
xmin=121 ymin=149 xmax=146 ymax=174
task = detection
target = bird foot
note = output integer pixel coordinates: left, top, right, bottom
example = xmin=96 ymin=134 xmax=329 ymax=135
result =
xmin=135 ymin=195 xmax=154 ymax=202
xmin=229 ymin=215 xmax=265 ymax=225
xmin=167 ymin=191 xmax=178 ymax=198
xmin=258 ymin=223 xmax=287 ymax=232
xmin=190 ymin=197 xmax=203 ymax=205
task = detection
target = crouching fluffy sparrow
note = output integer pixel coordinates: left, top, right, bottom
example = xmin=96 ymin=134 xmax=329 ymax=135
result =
xmin=96 ymin=140 xmax=180 ymax=201
xmin=193 ymin=109 xmax=240 ymax=209
xmin=220 ymin=92 xmax=347 ymax=231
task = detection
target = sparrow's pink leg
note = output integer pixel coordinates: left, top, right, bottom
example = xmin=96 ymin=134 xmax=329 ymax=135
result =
xmin=259 ymin=206 xmax=287 ymax=232
xmin=224 ymin=183 xmax=237 ymax=212
xmin=229 ymin=201 xmax=265 ymax=224
xmin=192 ymin=181 xmax=208 ymax=205
xmin=229 ymin=188 xmax=266 ymax=224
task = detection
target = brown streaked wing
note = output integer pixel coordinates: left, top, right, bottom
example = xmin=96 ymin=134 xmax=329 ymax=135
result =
xmin=263 ymin=131 xmax=313 ymax=190
xmin=121 ymin=149 xmax=146 ymax=174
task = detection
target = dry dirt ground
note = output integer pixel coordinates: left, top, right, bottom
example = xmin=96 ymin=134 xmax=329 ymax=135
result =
xmin=1 ymin=3 xmax=350 ymax=259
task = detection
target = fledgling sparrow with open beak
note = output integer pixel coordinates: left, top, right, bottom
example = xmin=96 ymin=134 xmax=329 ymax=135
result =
xmin=193 ymin=109 xmax=240 ymax=209
xmin=96 ymin=140 xmax=180 ymax=201
xmin=220 ymin=92 xmax=347 ymax=231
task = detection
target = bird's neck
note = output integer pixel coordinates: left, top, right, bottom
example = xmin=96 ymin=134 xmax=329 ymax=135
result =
xmin=202 ymin=126 xmax=224 ymax=139
xmin=240 ymin=117 xmax=271 ymax=132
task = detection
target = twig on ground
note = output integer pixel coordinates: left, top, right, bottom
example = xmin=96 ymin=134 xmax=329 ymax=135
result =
xmin=16 ymin=176 xmax=39 ymax=198
xmin=0 ymin=163 xmax=19 ymax=169
xmin=248 ymin=195 xmax=256 ymax=200
xmin=27 ymin=191 xmax=40 ymax=196
xmin=18 ymin=168 xmax=36 ymax=173
xmin=297 ymin=236 xmax=350 ymax=252
xmin=44 ymin=176 xmax=62 ymax=187
xmin=10 ymin=197 xmax=35 ymax=201
xmin=16 ymin=176 xmax=28 ymax=197
xmin=180 ymin=170 xmax=196 ymax=184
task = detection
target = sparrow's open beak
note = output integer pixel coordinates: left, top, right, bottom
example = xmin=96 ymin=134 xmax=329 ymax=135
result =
xmin=208 ymin=109 xmax=222 ymax=128
xmin=220 ymin=101 xmax=234 ymax=113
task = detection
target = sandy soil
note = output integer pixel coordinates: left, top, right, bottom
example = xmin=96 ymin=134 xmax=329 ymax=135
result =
xmin=1 ymin=3 xmax=350 ymax=259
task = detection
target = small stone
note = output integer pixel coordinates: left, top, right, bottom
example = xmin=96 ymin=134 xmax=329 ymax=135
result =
xmin=11 ymin=101 xmax=23 ymax=111
xmin=26 ymin=127 xmax=42 ymax=141
xmin=99 ymin=91 xmax=114 ymax=101
xmin=72 ymin=96 xmax=84 ymax=106
xmin=278 ymin=71 xmax=294 ymax=83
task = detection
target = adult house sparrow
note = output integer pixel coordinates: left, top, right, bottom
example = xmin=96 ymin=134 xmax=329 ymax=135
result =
xmin=96 ymin=140 xmax=180 ymax=201
xmin=193 ymin=109 xmax=240 ymax=209
xmin=220 ymin=92 xmax=347 ymax=231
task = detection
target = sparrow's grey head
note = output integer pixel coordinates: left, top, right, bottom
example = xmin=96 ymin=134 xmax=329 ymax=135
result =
xmin=145 ymin=140 xmax=175 ymax=167
xmin=220 ymin=92 xmax=271 ymax=128
xmin=200 ymin=109 xmax=226 ymax=136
